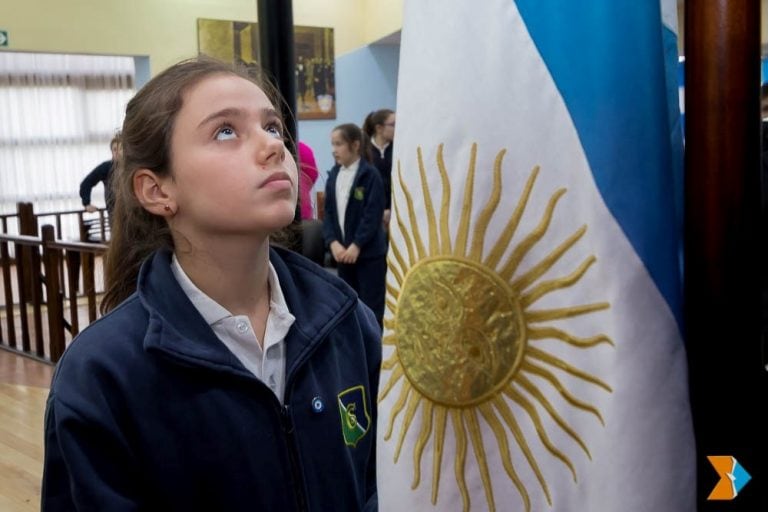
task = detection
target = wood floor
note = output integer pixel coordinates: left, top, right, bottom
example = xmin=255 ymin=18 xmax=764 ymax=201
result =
xmin=0 ymin=348 xmax=54 ymax=511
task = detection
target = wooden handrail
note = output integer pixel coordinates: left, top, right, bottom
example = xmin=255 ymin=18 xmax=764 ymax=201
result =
xmin=34 ymin=208 xmax=99 ymax=217
xmin=0 ymin=234 xmax=45 ymax=245
xmin=48 ymin=240 xmax=107 ymax=253
xmin=3 ymin=203 xmax=109 ymax=245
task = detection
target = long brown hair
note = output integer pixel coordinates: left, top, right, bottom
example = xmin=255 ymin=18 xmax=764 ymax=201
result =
xmin=101 ymin=56 xmax=286 ymax=313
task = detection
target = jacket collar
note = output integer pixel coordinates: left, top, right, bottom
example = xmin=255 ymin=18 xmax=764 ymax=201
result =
xmin=137 ymin=248 xmax=357 ymax=376
xmin=339 ymin=158 xmax=360 ymax=174
xmin=330 ymin=159 xmax=374 ymax=183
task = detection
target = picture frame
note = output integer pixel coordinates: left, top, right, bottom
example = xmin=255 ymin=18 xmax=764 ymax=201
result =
xmin=293 ymin=26 xmax=335 ymax=120
xmin=197 ymin=19 xmax=336 ymax=120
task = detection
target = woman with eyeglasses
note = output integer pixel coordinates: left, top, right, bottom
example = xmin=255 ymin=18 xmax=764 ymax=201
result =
xmin=363 ymin=109 xmax=395 ymax=226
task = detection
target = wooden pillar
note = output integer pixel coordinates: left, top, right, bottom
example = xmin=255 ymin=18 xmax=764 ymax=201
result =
xmin=42 ymin=225 xmax=65 ymax=362
xmin=684 ymin=1 xmax=766 ymax=509
xmin=0 ymin=240 xmax=17 ymax=348
xmin=16 ymin=202 xmax=37 ymax=300
xmin=16 ymin=202 xmax=37 ymax=237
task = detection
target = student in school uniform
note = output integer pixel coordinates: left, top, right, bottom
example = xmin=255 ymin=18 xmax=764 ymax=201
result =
xmin=42 ymin=57 xmax=380 ymax=512
xmin=362 ymin=109 xmax=395 ymax=226
xmin=322 ymin=123 xmax=387 ymax=327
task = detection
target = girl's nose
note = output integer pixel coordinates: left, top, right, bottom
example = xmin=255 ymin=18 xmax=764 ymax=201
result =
xmin=255 ymin=132 xmax=286 ymax=166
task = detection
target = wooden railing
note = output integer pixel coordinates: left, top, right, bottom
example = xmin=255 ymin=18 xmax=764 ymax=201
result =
xmin=0 ymin=224 xmax=107 ymax=364
xmin=0 ymin=233 xmax=46 ymax=360
xmin=1 ymin=201 xmax=109 ymax=242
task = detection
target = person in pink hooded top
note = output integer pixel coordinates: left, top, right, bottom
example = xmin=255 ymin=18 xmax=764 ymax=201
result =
xmin=297 ymin=141 xmax=319 ymax=219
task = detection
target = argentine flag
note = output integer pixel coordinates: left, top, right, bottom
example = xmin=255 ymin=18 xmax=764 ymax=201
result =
xmin=377 ymin=1 xmax=695 ymax=511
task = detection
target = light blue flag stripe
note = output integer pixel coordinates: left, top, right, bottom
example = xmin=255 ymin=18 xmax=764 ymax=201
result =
xmin=661 ymin=24 xmax=685 ymax=287
xmin=515 ymin=1 xmax=682 ymax=325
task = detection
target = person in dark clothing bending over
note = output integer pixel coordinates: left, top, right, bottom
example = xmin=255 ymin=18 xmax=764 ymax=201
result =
xmin=79 ymin=133 xmax=121 ymax=213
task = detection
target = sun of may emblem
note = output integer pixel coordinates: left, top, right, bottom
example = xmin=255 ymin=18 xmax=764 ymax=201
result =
xmin=380 ymin=143 xmax=614 ymax=512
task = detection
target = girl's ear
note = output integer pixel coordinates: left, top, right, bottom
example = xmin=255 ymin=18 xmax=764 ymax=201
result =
xmin=352 ymin=140 xmax=361 ymax=156
xmin=134 ymin=169 xmax=176 ymax=217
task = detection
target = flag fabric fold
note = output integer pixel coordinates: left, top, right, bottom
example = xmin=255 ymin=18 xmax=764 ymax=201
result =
xmin=377 ymin=1 xmax=695 ymax=510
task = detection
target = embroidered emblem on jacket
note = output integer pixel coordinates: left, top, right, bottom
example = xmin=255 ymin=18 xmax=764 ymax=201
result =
xmin=337 ymin=385 xmax=371 ymax=447
xmin=354 ymin=186 xmax=365 ymax=201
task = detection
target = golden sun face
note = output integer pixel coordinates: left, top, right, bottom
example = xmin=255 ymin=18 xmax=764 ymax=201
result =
xmin=397 ymin=257 xmax=526 ymax=408
xmin=380 ymin=144 xmax=614 ymax=512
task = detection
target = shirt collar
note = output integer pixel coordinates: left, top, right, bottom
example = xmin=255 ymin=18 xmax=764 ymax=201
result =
xmin=371 ymin=139 xmax=390 ymax=156
xmin=171 ymin=254 xmax=291 ymax=326
xmin=340 ymin=158 xmax=361 ymax=174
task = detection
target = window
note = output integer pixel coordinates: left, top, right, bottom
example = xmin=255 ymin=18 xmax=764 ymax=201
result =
xmin=0 ymin=52 xmax=135 ymax=238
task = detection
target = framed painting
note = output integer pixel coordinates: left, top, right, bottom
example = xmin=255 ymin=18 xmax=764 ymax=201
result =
xmin=294 ymin=26 xmax=335 ymax=120
xmin=197 ymin=20 xmax=336 ymax=120
xmin=197 ymin=19 xmax=260 ymax=75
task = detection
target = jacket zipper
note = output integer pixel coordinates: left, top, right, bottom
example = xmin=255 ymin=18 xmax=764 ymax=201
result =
xmin=280 ymin=403 xmax=308 ymax=512
xmin=279 ymin=299 xmax=356 ymax=512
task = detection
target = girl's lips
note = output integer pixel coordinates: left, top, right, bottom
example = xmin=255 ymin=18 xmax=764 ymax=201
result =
xmin=260 ymin=171 xmax=292 ymax=188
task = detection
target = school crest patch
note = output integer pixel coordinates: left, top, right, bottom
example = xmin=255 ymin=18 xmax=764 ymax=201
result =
xmin=337 ymin=385 xmax=371 ymax=447
xmin=354 ymin=186 xmax=365 ymax=201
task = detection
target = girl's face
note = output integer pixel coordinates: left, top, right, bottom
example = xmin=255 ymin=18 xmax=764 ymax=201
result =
xmin=165 ymin=73 xmax=298 ymax=240
xmin=331 ymin=130 xmax=359 ymax=168
xmin=380 ymin=113 xmax=395 ymax=143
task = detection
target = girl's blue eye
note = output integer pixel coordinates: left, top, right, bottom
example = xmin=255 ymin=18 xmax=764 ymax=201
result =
xmin=215 ymin=126 xmax=236 ymax=141
xmin=265 ymin=123 xmax=284 ymax=139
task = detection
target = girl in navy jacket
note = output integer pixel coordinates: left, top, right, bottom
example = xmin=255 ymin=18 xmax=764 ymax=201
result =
xmin=322 ymin=124 xmax=388 ymax=327
xmin=42 ymin=57 xmax=380 ymax=512
xmin=362 ymin=109 xmax=395 ymax=225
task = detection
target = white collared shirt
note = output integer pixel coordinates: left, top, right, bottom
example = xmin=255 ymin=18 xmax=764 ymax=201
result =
xmin=335 ymin=158 xmax=360 ymax=237
xmin=171 ymin=255 xmax=296 ymax=403
xmin=371 ymin=139 xmax=390 ymax=159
